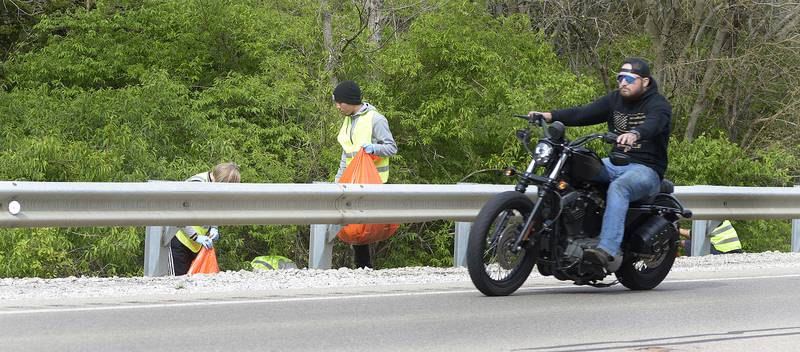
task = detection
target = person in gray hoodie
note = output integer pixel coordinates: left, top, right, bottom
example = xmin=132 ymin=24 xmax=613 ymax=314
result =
xmin=333 ymin=80 xmax=398 ymax=268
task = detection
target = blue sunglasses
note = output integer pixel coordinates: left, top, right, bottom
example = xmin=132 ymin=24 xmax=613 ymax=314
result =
xmin=616 ymin=75 xmax=639 ymax=84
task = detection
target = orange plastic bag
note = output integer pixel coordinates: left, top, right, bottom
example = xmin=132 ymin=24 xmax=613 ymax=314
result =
xmin=338 ymin=148 xmax=383 ymax=184
xmin=337 ymin=223 xmax=400 ymax=245
xmin=337 ymin=148 xmax=399 ymax=245
xmin=188 ymin=247 xmax=220 ymax=275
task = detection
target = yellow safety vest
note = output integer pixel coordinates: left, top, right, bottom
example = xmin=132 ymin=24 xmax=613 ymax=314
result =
xmin=176 ymin=226 xmax=209 ymax=253
xmin=251 ymin=255 xmax=297 ymax=270
xmin=174 ymin=172 xmax=213 ymax=253
xmin=337 ymin=110 xmax=390 ymax=183
xmin=709 ymin=220 xmax=742 ymax=253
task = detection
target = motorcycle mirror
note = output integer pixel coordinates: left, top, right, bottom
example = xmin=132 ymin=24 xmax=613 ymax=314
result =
xmin=547 ymin=122 xmax=566 ymax=143
xmin=609 ymin=152 xmax=631 ymax=166
xmin=515 ymin=129 xmax=531 ymax=144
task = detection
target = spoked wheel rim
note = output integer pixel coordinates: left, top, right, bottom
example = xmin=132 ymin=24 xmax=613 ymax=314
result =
xmin=467 ymin=191 xmax=537 ymax=296
xmin=483 ymin=210 xmax=527 ymax=281
xmin=632 ymin=251 xmax=668 ymax=271
xmin=631 ymin=227 xmax=676 ymax=272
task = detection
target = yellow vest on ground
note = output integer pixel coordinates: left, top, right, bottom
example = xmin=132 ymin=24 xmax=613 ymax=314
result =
xmin=251 ymin=255 xmax=297 ymax=270
xmin=709 ymin=220 xmax=742 ymax=253
xmin=337 ymin=110 xmax=390 ymax=183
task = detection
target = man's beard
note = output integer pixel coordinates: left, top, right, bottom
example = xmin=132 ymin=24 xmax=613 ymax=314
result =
xmin=621 ymin=87 xmax=645 ymax=100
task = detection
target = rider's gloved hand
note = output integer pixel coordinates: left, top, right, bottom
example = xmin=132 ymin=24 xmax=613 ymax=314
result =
xmin=361 ymin=143 xmax=375 ymax=154
xmin=195 ymin=235 xmax=213 ymax=249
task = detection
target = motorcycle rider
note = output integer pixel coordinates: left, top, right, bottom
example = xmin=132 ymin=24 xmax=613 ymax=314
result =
xmin=529 ymin=57 xmax=672 ymax=271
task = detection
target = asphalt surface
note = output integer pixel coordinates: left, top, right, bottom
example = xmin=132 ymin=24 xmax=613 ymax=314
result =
xmin=1 ymin=267 xmax=799 ymax=351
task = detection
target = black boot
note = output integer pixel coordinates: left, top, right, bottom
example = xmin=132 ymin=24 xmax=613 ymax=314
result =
xmin=583 ymin=247 xmax=613 ymax=268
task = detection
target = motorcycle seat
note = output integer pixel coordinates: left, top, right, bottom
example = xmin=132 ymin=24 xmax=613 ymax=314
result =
xmin=659 ymin=179 xmax=674 ymax=194
xmin=629 ymin=179 xmax=674 ymax=206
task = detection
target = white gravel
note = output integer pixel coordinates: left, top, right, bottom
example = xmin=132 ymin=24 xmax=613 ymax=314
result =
xmin=2 ymin=252 xmax=800 ymax=301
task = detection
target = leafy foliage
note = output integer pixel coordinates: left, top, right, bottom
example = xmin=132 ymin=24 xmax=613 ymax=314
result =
xmin=0 ymin=1 xmax=795 ymax=278
xmin=666 ymin=134 xmax=795 ymax=187
xmin=666 ymin=135 xmax=795 ymax=255
xmin=368 ymin=8 xmax=597 ymax=183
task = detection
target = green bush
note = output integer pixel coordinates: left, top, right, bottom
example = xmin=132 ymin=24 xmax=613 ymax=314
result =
xmin=0 ymin=1 xmax=794 ymax=277
xmin=666 ymin=134 xmax=795 ymax=254
xmin=0 ymin=0 xmax=323 ymax=277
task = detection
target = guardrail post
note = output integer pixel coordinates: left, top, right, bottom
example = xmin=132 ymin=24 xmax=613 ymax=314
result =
xmin=689 ymin=220 xmax=718 ymax=256
xmin=454 ymin=222 xmax=471 ymax=267
xmin=143 ymin=180 xmax=175 ymax=277
xmin=689 ymin=220 xmax=708 ymax=256
xmin=143 ymin=225 xmax=175 ymax=276
xmin=308 ymin=181 xmax=339 ymax=269
xmin=309 ymin=224 xmax=338 ymax=269
xmin=793 ymin=185 xmax=800 ymax=253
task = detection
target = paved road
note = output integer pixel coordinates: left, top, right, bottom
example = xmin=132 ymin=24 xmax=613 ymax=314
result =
xmin=1 ymin=267 xmax=799 ymax=351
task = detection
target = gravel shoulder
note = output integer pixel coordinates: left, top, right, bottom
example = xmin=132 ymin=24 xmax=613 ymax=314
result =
xmin=2 ymin=252 xmax=799 ymax=301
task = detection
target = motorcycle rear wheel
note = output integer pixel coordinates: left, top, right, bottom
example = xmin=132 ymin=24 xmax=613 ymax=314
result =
xmin=615 ymin=224 xmax=679 ymax=290
xmin=467 ymin=191 xmax=537 ymax=296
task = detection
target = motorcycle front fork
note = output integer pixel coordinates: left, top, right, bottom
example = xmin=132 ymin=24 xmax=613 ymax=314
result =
xmin=511 ymin=187 xmax=552 ymax=252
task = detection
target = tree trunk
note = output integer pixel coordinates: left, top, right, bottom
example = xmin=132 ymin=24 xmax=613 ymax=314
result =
xmin=366 ymin=0 xmax=383 ymax=45
xmin=684 ymin=26 xmax=729 ymax=141
xmin=644 ymin=0 xmax=675 ymax=86
xmin=321 ymin=0 xmax=338 ymax=86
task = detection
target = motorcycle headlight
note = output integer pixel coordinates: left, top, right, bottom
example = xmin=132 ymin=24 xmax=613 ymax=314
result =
xmin=533 ymin=142 xmax=554 ymax=164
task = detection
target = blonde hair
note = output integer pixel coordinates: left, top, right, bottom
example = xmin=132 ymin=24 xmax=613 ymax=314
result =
xmin=211 ymin=162 xmax=241 ymax=183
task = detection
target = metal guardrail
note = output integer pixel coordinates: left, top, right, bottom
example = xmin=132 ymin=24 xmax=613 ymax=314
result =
xmin=0 ymin=182 xmax=798 ymax=274
xmin=673 ymin=185 xmax=800 ymax=257
xmin=673 ymin=185 xmax=800 ymax=219
xmin=0 ymin=181 xmax=531 ymax=275
xmin=0 ymin=182 xmax=524 ymax=227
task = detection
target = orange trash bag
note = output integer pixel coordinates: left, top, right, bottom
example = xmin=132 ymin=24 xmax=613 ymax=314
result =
xmin=337 ymin=148 xmax=400 ymax=245
xmin=188 ymin=247 xmax=220 ymax=275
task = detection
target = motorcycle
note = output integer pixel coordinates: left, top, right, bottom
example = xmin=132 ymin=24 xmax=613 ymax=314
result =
xmin=466 ymin=113 xmax=692 ymax=296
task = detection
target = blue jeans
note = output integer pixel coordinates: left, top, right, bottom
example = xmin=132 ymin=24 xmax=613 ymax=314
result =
xmin=594 ymin=158 xmax=661 ymax=256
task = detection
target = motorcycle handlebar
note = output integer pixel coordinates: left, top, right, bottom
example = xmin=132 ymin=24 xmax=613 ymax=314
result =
xmin=569 ymin=132 xmax=620 ymax=148
xmin=602 ymin=133 xmax=619 ymax=144
xmin=514 ymin=113 xmax=620 ymax=146
xmin=512 ymin=114 xmax=543 ymax=123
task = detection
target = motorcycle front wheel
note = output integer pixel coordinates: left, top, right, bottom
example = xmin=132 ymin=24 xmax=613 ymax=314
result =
xmin=467 ymin=191 xmax=537 ymax=296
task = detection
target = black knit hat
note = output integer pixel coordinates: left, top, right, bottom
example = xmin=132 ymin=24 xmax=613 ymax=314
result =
xmin=621 ymin=57 xmax=651 ymax=78
xmin=333 ymin=80 xmax=362 ymax=105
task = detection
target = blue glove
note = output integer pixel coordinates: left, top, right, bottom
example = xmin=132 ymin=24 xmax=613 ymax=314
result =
xmin=195 ymin=235 xmax=213 ymax=249
xmin=361 ymin=143 xmax=375 ymax=154
xmin=208 ymin=227 xmax=219 ymax=242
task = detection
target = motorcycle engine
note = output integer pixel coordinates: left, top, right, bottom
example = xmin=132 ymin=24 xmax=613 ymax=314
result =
xmin=558 ymin=190 xmax=605 ymax=266
xmin=540 ymin=189 xmax=614 ymax=283
xmin=561 ymin=191 xmax=604 ymax=238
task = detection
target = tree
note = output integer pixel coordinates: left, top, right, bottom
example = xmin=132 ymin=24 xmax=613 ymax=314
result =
xmin=492 ymin=1 xmax=798 ymax=174
xmin=0 ymin=0 xmax=794 ymax=277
